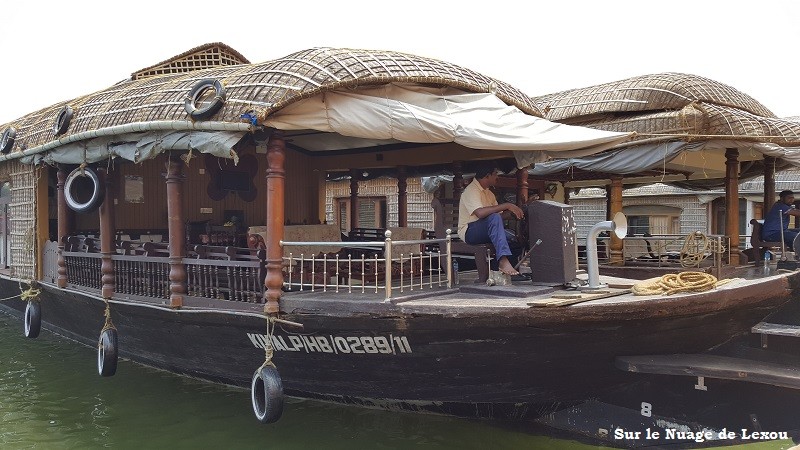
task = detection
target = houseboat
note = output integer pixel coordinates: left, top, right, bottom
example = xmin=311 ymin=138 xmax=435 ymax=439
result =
xmin=0 ymin=44 xmax=799 ymax=430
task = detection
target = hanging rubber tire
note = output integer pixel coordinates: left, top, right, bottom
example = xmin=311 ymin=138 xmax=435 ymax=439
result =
xmin=64 ymin=166 xmax=104 ymax=213
xmin=251 ymin=365 xmax=284 ymax=423
xmin=98 ymin=328 xmax=118 ymax=377
xmin=184 ymin=79 xmax=226 ymax=120
xmin=23 ymin=301 xmax=41 ymax=338
xmin=0 ymin=127 xmax=15 ymax=154
xmin=53 ymin=105 xmax=74 ymax=136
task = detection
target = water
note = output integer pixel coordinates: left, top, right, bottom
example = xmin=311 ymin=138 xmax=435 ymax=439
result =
xmin=0 ymin=312 xmax=794 ymax=449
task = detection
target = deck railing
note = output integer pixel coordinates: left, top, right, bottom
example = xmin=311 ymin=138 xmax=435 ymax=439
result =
xmin=282 ymin=232 xmax=453 ymax=300
xmin=587 ymin=234 xmax=730 ymax=268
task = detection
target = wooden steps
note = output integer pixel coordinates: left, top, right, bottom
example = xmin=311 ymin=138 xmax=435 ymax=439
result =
xmin=615 ymin=354 xmax=800 ymax=390
xmin=751 ymin=321 xmax=800 ymax=349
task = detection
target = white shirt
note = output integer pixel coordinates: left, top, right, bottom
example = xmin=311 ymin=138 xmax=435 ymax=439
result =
xmin=457 ymin=178 xmax=498 ymax=241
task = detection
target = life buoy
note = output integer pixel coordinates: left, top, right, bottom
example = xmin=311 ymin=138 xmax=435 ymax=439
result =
xmin=0 ymin=127 xmax=15 ymax=154
xmin=98 ymin=328 xmax=118 ymax=377
xmin=53 ymin=106 xmax=74 ymax=136
xmin=23 ymin=301 xmax=41 ymax=338
xmin=251 ymin=365 xmax=283 ymax=423
xmin=184 ymin=79 xmax=226 ymax=120
xmin=64 ymin=166 xmax=104 ymax=213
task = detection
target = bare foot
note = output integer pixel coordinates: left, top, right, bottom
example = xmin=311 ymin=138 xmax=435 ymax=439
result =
xmin=498 ymin=257 xmax=519 ymax=276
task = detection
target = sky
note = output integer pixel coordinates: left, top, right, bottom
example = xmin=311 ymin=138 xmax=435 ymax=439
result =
xmin=0 ymin=0 xmax=798 ymax=124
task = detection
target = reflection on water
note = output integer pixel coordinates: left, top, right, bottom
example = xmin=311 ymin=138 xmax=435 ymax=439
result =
xmin=0 ymin=312 xmax=794 ymax=450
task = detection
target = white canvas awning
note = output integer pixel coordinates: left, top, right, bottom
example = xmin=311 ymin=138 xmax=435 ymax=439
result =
xmin=263 ymin=83 xmax=633 ymax=168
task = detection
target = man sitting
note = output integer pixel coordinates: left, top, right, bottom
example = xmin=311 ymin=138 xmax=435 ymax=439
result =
xmin=457 ymin=163 xmax=525 ymax=277
xmin=762 ymin=190 xmax=800 ymax=250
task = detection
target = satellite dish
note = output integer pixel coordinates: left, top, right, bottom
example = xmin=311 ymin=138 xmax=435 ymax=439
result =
xmin=612 ymin=212 xmax=628 ymax=239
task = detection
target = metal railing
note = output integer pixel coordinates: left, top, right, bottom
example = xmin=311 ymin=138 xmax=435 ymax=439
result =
xmin=589 ymin=234 xmax=730 ymax=268
xmin=282 ymin=231 xmax=453 ymax=301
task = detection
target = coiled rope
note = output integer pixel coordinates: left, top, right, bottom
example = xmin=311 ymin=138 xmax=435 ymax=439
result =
xmin=679 ymin=231 xmax=726 ymax=268
xmin=632 ymin=271 xmax=734 ymax=296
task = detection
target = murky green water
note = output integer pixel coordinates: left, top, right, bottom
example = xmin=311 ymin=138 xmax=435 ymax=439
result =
xmin=0 ymin=311 xmax=794 ymax=449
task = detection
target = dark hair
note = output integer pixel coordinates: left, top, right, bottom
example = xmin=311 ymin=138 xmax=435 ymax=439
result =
xmin=780 ymin=190 xmax=794 ymax=199
xmin=474 ymin=163 xmax=498 ymax=180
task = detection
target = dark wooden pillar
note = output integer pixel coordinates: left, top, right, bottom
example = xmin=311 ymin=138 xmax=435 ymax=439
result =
xmin=516 ymin=166 xmax=529 ymax=206
xmin=165 ymin=154 xmax=186 ymax=308
xmin=56 ymin=165 xmax=72 ymax=288
xmin=452 ymin=161 xmax=464 ymax=202
xmin=264 ymin=132 xmax=286 ymax=314
xmin=725 ymin=148 xmax=740 ymax=265
xmin=98 ymin=167 xmax=116 ymax=299
xmin=397 ymin=166 xmax=408 ymax=227
xmin=609 ymin=176 xmax=624 ymax=265
xmin=563 ymin=184 xmax=571 ymax=205
xmin=349 ymin=169 xmax=360 ymax=231
xmin=764 ymin=155 xmax=776 ymax=210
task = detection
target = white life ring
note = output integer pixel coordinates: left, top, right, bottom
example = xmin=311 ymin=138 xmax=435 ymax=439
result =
xmin=64 ymin=166 xmax=104 ymax=213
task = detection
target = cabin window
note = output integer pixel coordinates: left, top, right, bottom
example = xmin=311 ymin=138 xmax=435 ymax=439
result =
xmin=623 ymin=205 xmax=682 ymax=235
xmin=335 ymin=197 xmax=387 ymax=232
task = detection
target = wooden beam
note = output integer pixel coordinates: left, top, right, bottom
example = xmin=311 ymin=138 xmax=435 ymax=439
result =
xmin=452 ymin=161 xmax=464 ymax=203
xmin=56 ymin=165 xmax=72 ymax=288
xmin=165 ymin=154 xmax=186 ymax=308
xmin=516 ymin=166 xmax=529 ymax=206
xmin=35 ymin=166 xmax=49 ymax=281
xmin=349 ymin=169 xmax=360 ymax=231
xmin=397 ymin=166 xmax=408 ymax=227
xmin=725 ymin=148 xmax=740 ymax=265
xmin=764 ymin=156 xmax=776 ymax=208
xmin=608 ymin=176 xmax=624 ymax=265
xmin=98 ymin=166 xmax=116 ymax=299
xmin=264 ymin=132 xmax=286 ymax=314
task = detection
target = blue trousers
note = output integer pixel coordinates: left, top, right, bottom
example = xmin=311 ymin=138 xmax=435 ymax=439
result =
xmin=465 ymin=213 xmax=512 ymax=262
xmin=764 ymin=228 xmax=800 ymax=249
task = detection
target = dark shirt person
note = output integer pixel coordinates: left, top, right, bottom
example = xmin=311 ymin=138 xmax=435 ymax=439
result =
xmin=762 ymin=190 xmax=800 ymax=248
xmin=457 ymin=164 xmax=524 ymax=276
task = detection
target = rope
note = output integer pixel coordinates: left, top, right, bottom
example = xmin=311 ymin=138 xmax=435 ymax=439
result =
xmin=632 ymin=271 xmax=732 ymax=296
xmin=259 ymin=315 xmax=276 ymax=370
xmin=679 ymin=231 xmax=725 ymax=268
xmin=100 ymin=299 xmax=116 ymax=333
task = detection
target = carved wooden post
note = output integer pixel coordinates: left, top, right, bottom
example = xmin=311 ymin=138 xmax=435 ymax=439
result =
xmin=349 ymin=169 xmax=360 ymax=231
xmin=725 ymin=148 xmax=740 ymax=265
xmin=452 ymin=161 xmax=464 ymax=203
xmin=763 ymin=155 xmax=776 ymax=210
xmin=516 ymin=166 xmax=529 ymax=207
xmin=563 ymin=184 xmax=571 ymax=205
xmin=264 ymin=132 xmax=286 ymax=313
xmin=98 ymin=166 xmax=116 ymax=299
xmin=165 ymin=154 xmax=186 ymax=308
xmin=397 ymin=166 xmax=408 ymax=227
xmin=56 ymin=165 xmax=72 ymax=288
xmin=608 ymin=176 xmax=624 ymax=265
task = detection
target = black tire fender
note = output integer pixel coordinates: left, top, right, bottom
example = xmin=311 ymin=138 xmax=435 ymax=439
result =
xmin=251 ymin=365 xmax=284 ymax=423
xmin=53 ymin=106 xmax=74 ymax=136
xmin=1 ymin=127 xmax=16 ymax=154
xmin=64 ymin=166 xmax=104 ymax=213
xmin=184 ymin=79 xmax=226 ymax=120
xmin=98 ymin=328 xmax=118 ymax=377
xmin=23 ymin=301 xmax=41 ymax=338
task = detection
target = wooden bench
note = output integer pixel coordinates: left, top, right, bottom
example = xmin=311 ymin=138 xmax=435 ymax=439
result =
xmin=750 ymin=219 xmax=782 ymax=262
xmin=431 ymin=197 xmax=492 ymax=283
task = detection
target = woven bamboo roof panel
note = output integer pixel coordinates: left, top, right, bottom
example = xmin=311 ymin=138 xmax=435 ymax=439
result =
xmin=0 ymin=47 xmax=541 ymax=155
xmin=131 ymin=42 xmax=251 ymax=80
xmin=534 ymin=72 xmax=775 ymax=121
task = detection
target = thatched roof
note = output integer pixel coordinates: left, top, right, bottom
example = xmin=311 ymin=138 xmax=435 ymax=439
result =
xmin=533 ymin=72 xmax=800 ymax=147
xmin=131 ymin=42 xmax=250 ymax=80
xmin=0 ymin=46 xmax=541 ymax=155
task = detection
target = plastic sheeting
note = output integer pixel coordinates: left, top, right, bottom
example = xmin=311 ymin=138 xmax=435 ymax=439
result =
xmin=263 ymin=83 xmax=632 ymax=168
xmin=22 ymin=130 xmax=244 ymax=166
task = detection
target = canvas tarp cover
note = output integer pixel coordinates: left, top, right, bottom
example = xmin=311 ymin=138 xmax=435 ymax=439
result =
xmin=263 ymin=83 xmax=633 ymax=167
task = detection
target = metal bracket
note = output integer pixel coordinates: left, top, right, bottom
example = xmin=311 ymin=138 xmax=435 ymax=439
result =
xmin=694 ymin=376 xmax=708 ymax=391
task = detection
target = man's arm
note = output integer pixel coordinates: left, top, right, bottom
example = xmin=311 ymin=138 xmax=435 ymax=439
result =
xmin=473 ymin=203 xmax=524 ymax=220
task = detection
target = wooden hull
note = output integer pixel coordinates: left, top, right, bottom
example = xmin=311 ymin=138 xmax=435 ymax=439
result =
xmin=0 ymin=275 xmax=795 ymax=419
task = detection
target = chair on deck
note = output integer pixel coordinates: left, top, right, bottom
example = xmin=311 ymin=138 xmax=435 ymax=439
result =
xmin=431 ymin=197 xmax=492 ymax=283
xmin=750 ymin=219 xmax=783 ymax=262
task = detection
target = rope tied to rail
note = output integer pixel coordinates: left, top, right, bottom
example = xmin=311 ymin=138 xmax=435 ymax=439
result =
xmin=679 ymin=231 xmax=725 ymax=268
xmin=19 ymin=280 xmax=40 ymax=302
xmin=632 ymin=271 xmax=733 ymax=296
